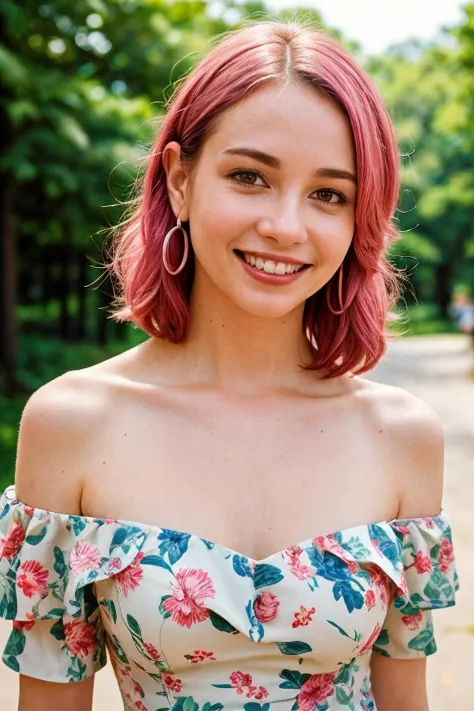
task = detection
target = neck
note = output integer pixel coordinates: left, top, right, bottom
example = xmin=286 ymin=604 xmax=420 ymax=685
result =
xmin=170 ymin=270 xmax=324 ymax=396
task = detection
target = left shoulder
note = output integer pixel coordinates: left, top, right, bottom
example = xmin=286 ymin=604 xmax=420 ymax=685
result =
xmin=362 ymin=381 xmax=444 ymax=519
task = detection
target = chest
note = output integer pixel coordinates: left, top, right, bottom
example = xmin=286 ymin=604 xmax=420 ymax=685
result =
xmin=82 ymin=389 xmax=399 ymax=560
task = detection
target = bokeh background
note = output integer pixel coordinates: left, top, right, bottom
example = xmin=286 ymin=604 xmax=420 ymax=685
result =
xmin=0 ymin=1 xmax=473 ymax=708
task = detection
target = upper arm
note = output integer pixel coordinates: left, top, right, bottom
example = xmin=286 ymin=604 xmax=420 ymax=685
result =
xmin=377 ymin=385 xmax=445 ymax=519
xmin=370 ymin=654 xmax=429 ymax=711
xmin=18 ymin=673 xmax=95 ymax=711
xmin=8 ymin=371 xmax=107 ymax=708
xmin=14 ymin=369 xmax=106 ymax=514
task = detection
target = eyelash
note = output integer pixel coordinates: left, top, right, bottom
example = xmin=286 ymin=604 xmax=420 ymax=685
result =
xmin=227 ymin=169 xmax=349 ymax=206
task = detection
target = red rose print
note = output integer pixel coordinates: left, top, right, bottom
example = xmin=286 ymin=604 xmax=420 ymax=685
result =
xmin=413 ymin=551 xmax=433 ymax=574
xmin=187 ymin=649 xmax=216 ymax=663
xmin=253 ymin=591 xmax=279 ymax=622
xmin=0 ymin=522 xmax=25 ymax=560
xmin=114 ymin=552 xmax=144 ymax=597
xmin=13 ymin=612 xmax=36 ymax=632
xmin=69 ymin=541 xmax=102 ymax=574
xmin=17 ymin=560 xmax=48 ymax=598
xmin=438 ymin=538 xmax=454 ymax=573
xmin=364 ymin=590 xmax=376 ymax=610
xmin=297 ymin=672 xmax=336 ymax=710
xmin=402 ymin=611 xmax=423 ymax=630
xmin=135 ymin=702 xmax=148 ymax=711
xmin=357 ymin=622 xmax=382 ymax=656
xmin=161 ymin=672 xmax=182 ymax=693
xmin=292 ymin=605 xmax=316 ymax=628
xmin=144 ymin=642 xmax=161 ymax=661
xmin=162 ymin=568 xmax=216 ymax=628
xmin=64 ymin=618 xmax=97 ymax=659
xmin=230 ymin=671 xmax=268 ymax=700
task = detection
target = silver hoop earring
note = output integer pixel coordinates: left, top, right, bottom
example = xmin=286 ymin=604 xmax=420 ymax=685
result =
xmin=162 ymin=218 xmax=189 ymax=276
xmin=326 ymin=264 xmax=348 ymax=315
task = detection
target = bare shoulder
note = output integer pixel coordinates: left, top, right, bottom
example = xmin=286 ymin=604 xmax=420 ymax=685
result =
xmin=14 ymin=367 xmax=113 ymax=514
xmin=359 ymin=378 xmax=444 ymax=518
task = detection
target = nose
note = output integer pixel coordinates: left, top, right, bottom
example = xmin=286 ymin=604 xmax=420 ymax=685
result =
xmin=256 ymin=193 xmax=307 ymax=247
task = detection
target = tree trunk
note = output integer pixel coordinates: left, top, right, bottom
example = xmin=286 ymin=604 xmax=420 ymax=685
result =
xmin=435 ymin=264 xmax=451 ymax=319
xmin=0 ymin=179 xmax=20 ymax=395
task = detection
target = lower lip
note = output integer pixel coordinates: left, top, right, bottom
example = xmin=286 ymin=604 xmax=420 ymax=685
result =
xmin=237 ymin=254 xmax=308 ymax=286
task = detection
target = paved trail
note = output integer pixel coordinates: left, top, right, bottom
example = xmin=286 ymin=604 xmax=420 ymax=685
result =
xmin=1 ymin=334 xmax=473 ymax=709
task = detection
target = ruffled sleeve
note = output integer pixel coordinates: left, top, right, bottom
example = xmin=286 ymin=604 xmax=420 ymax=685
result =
xmin=0 ymin=485 xmax=147 ymax=683
xmin=373 ymin=511 xmax=460 ymax=659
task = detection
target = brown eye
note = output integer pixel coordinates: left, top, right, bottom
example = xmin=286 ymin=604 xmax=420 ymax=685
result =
xmin=313 ymin=189 xmax=347 ymax=205
xmin=229 ymin=169 xmax=265 ymax=186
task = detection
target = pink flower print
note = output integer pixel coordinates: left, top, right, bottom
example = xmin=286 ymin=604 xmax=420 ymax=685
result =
xmin=108 ymin=557 xmax=122 ymax=573
xmin=284 ymin=547 xmax=316 ymax=581
xmin=0 ymin=521 xmax=25 ymax=560
xmin=365 ymin=590 xmax=376 ymax=610
xmin=413 ymin=551 xmax=433 ymax=574
xmin=297 ymin=672 xmax=337 ymax=710
xmin=17 ymin=560 xmax=48 ymax=598
xmin=162 ymin=568 xmax=216 ymax=628
xmin=425 ymin=517 xmax=435 ymax=529
xmin=438 ymin=538 xmax=454 ymax=573
xmin=64 ymin=618 xmax=97 ymax=659
xmin=114 ymin=552 xmax=144 ymax=597
xmin=292 ymin=605 xmax=316 ymax=628
xmin=161 ymin=672 xmax=182 ymax=693
xmin=357 ymin=622 xmax=382 ymax=657
xmin=144 ymin=642 xmax=161 ymax=661
xmin=402 ymin=611 xmax=423 ymax=630
xmin=24 ymin=506 xmax=35 ymax=518
xmin=366 ymin=565 xmax=390 ymax=606
xmin=253 ymin=591 xmax=280 ymax=622
xmin=133 ymin=680 xmax=144 ymax=697
xmin=253 ymin=686 xmax=269 ymax=701
xmin=187 ymin=649 xmax=216 ymax=663
xmin=135 ymin=702 xmax=148 ymax=711
xmin=13 ymin=612 xmax=36 ymax=632
xmin=230 ymin=671 xmax=268 ymax=699
xmin=313 ymin=534 xmax=349 ymax=562
xmin=69 ymin=541 xmax=102 ymax=574
xmin=392 ymin=524 xmax=411 ymax=535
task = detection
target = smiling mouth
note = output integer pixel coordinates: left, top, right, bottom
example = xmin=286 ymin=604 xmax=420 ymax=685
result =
xmin=234 ymin=250 xmax=309 ymax=275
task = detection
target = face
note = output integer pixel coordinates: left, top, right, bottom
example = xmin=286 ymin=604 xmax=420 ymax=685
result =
xmin=165 ymin=81 xmax=357 ymax=319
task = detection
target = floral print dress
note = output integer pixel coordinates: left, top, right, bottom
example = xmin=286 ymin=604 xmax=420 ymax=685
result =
xmin=0 ymin=485 xmax=459 ymax=711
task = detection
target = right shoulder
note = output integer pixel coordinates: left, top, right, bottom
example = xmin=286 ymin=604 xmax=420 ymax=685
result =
xmin=14 ymin=369 xmax=111 ymax=515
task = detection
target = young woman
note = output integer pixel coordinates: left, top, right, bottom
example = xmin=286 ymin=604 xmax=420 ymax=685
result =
xmin=0 ymin=20 xmax=459 ymax=711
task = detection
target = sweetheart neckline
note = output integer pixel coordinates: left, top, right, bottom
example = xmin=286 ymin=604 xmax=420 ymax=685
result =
xmin=3 ymin=485 xmax=445 ymax=565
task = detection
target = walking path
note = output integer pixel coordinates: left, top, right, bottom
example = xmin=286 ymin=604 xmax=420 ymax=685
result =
xmin=1 ymin=334 xmax=473 ymax=709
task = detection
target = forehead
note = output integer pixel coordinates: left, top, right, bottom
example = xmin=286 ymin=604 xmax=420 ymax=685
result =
xmin=205 ymin=82 xmax=356 ymax=172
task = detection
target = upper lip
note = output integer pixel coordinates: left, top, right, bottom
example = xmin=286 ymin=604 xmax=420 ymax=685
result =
xmin=237 ymin=249 xmax=308 ymax=266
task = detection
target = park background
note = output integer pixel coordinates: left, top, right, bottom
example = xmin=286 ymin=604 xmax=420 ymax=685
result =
xmin=0 ymin=1 xmax=473 ymax=709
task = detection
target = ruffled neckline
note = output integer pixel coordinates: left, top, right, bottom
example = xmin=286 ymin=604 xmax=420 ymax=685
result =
xmin=1 ymin=484 xmax=448 ymax=564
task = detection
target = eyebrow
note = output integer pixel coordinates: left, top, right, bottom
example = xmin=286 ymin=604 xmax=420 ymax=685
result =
xmin=222 ymin=147 xmax=358 ymax=186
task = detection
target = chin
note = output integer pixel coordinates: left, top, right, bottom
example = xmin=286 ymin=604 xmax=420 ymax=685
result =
xmin=231 ymin=292 xmax=305 ymax=320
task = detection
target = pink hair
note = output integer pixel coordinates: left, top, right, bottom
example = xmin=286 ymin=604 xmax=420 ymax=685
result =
xmin=108 ymin=20 xmax=405 ymax=378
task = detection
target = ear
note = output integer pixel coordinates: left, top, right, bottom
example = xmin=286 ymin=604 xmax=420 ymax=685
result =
xmin=162 ymin=141 xmax=191 ymax=222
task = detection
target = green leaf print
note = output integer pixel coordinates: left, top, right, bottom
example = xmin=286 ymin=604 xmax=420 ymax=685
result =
xmin=209 ymin=610 xmax=239 ymax=634
xmin=253 ymin=563 xmax=284 ymax=589
xmin=244 ymin=704 xmax=271 ymax=711
xmin=279 ymin=668 xmax=311 ymax=689
xmin=373 ymin=628 xmax=389 ymax=647
xmin=408 ymin=628 xmax=436 ymax=652
xmin=50 ymin=619 xmax=66 ymax=641
xmin=202 ymin=703 xmax=224 ymax=711
xmin=335 ymin=685 xmax=354 ymax=705
xmin=100 ymin=599 xmax=117 ymax=624
xmin=4 ymin=628 xmax=26 ymax=656
xmin=3 ymin=654 xmax=20 ymax=672
xmin=53 ymin=546 xmax=67 ymax=578
xmin=25 ymin=525 xmax=48 ymax=545
xmin=126 ymin=614 xmax=142 ymax=637
xmin=277 ymin=641 xmax=313 ymax=655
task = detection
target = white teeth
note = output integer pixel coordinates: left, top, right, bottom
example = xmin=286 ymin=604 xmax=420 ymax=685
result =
xmin=242 ymin=252 xmax=304 ymax=275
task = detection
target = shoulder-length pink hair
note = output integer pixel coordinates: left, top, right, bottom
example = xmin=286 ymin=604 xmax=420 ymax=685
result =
xmin=108 ymin=20 xmax=404 ymax=378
